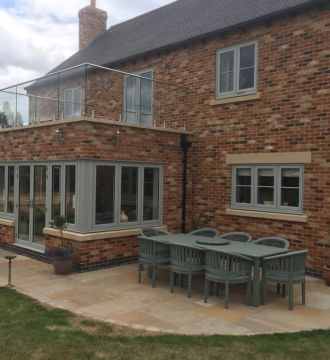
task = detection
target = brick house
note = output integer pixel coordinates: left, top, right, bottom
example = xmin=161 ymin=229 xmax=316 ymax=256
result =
xmin=0 ymin=0 xmax=329 ymax=275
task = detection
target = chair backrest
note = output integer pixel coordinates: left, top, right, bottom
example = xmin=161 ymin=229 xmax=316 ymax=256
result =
xmin=205 ymin=250 xmax=252 ymax=278
xmin=140 ymin=228 xmax=171 ymax=237
xmin=263 ymin=250 xmax=308 ymax=277
xmin=138 ymin=236 xmax=169 ymax=261
xmin=170 ymin=244 xmax=205 ymax=270
xmin=220 ymin=232 xmax=252 ymax=243
xmin=252 ymin=237 xmax=289 ymax=250
xmin=189 ymin=228 xmax=219 ymax=238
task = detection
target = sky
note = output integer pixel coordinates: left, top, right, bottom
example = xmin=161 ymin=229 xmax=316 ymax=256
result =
xmin=0 ymin=0 xmax=174 ymax=89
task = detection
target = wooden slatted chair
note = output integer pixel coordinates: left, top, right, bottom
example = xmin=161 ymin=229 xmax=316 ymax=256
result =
xmin=170 ymin=244 xmax=205 ymax=298
xmin=261 ymin=250 xmax=308 ymax=310
xmin=204 ymin=250 xmax=253 ymax=309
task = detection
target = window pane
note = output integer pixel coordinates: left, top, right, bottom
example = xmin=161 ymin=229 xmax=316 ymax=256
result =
xmin=64 ymin=89 xmax=74 ymax=118
xmin=95 ymin=166 xmax=115 ymax=225
xmin=74 ymin=88 xmax=82 ymax=117
xmin=258 ymin=188 xmax=274 ymax=205
xmin=0 ymin=166 xmax=5 ymax=212
xmin=140 ymin=71 xmax=152 ymax=116
xmin=220 ymin=73 xmax=234 ymax=93
xmin=258 ymin=169 xmax=274 ymax=187
xmin=281 ymin=188 xmax=299 ymax=207
xmin=52 ymin=166 xmax=61 ymax=220
xmin=236 ymin=186 xmax=251 ymax=204
xmin=143 ymin=168 xmax=159 ymax=221
xmin=240 ymin=45 xmax=255 ymax=69
xmin=121 ymin=167 xmax=138 ymax=223
xmin=236 ymin=168 xmax=251 ymax=185
xmin=125 ymin=76 xmax=138 ymax=123
xmin=7 ymin=166 xmax=14 ymax=213
xmin=220 ymin=51 xmax=234 ymax=73
xmin=282 ymin=168 xmax=300 ymax=187
xmin=239 ymin=68 xmax=255 ymax=90
xmin=65 ymin=165 xmax=76 ymax=224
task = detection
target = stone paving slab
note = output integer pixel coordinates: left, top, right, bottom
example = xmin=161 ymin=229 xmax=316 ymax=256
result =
xmin=0 ymin=255 xmax=330 ymax=335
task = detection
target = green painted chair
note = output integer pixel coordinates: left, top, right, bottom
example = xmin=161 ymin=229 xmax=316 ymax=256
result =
xmin=204 ymin=250 xmax=253 ymax=309
xmin=189 ymin=228 xmax=219 ymax=237
xmin=138 ymin=236 xmax=170 ymax=288
xmin=170 ymin=244 xmax=205 ymax=298
xmin=141 ymin=228 xmax=171 ymax=237
xmin=261 ymin=250 xmax=308 ymax=310
xmin=252 ymin=237 xmax=289 ymax=249
xmin=219 ymin=232 xmax=252 ymax=243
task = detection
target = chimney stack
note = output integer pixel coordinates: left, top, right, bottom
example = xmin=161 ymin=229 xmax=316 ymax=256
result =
xmin=78 ymin=0 xmax=108 ymax=50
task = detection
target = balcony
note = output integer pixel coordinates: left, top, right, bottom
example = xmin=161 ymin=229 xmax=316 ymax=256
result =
xmin=0 ymin=63 xmax=191 ymax=131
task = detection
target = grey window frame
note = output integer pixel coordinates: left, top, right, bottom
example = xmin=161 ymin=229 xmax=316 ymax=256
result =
xmin=232 ymin=164 xmax=304 ymax=214
xmin=0 ymin=164 xmax=16 ymax=219
xmin=216 ymin=41 xmax=258 ymax=99
xmin=123 ymin=68 xmax=154 ymax=125
xmin=92 ymin=162 xmax=163 ymax=231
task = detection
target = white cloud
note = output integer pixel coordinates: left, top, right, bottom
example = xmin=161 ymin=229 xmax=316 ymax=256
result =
xmin=0 ymin=0 xmax=173 ymax=89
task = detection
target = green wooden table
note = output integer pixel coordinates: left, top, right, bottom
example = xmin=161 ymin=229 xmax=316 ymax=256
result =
xmin=148 ymin=234 xmax=288 ymax=306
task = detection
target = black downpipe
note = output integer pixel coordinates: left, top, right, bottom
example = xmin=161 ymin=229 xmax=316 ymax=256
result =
xmin=181 ymin=134 xmax=192 ymax=233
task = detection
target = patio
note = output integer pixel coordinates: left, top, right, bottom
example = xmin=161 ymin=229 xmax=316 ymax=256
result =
xmin=1 ymin=255 xmax=330 ymax=335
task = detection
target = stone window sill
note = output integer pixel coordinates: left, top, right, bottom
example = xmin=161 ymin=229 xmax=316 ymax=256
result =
xmin=225 ymin=208 xmax=308 ymax=223
xmin=43 ymin=225 xmax=167 ymax=242
xmin=0 ymin=217 xmax=15 ymax=227
xmin=210 ymin=92 xmax=261 ymax=106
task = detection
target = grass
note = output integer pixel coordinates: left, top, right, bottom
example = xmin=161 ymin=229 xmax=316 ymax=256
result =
xmin=0 ymin=288 xmax=329 ymax=360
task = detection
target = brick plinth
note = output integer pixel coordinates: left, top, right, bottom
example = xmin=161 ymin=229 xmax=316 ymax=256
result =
xmin=0 ymin=224 xmax=15 ymax=245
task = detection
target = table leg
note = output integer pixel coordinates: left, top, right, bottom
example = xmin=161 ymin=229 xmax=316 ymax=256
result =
xmin=7 ymin=258 xmax=14 ymax=289
xmin=252 ymin=258 xmax=260 ymax=307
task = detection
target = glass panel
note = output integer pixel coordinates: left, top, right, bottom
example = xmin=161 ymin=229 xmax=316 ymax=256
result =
xmin=282 ymin=168 xmax=300 ymax=187
xmin=240 ymin=45 xmax=255 ymax=69
xmin=64 ymin=89 xmax=74 ymax=118
xmin=74 ymin=87 xmax=82 ymax=117
xmin=239 ymin=68 xmax=255 ymax=90
xmin=143 ymin=168 xmax=159 ymax=221
xmin=236 ymin=186 xmax=251 ymax=204
xmin=220 ymin=51 xmax=234 ymax=73
xmin=52 ymin=166 xmax=61 ymax=220
xmin=65 ymin=165 xmax=76 ymax=224
xmin=258 ymin=169 xmax=274 ymax=187
xmin=0 ymin=166 xmax=5 ymax=212
xmin=95 ymin=166 xmax=115 ymax=225
xmin=125 ymin=75 xmax=138 ymax=123
xmin=140 ymin=71 xmax=152 ymax=122
xmin=281 ymin=188 xmax=299 ymax=207
xmin=18 ymin=166 xmax=30 ymax=242
xmin=257 ymin=188 xmax=274 ymax=205
xmin=236 ymin=168 xmax=251 ymax=185
xmin=33 ymin=166 xmax=46 ymax=245
xmin=121 ymin=167 xmax=138 ymax=223
xmin=7 ymin=166 xmax=14 ymax=213
xmin=220 ymin=73 xmax=234 ymax=93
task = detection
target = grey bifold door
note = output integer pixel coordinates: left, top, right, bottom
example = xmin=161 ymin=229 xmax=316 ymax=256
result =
xmin=17 ymin=165 xmax=47 ymax=249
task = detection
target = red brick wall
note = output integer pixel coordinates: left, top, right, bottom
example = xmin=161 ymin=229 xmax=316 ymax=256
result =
xmin=0 ymin=224 xmax=15 ymax=245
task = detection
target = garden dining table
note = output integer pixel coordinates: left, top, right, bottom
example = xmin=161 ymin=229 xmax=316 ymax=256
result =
xmin=148 ymin=233 xmax=288 ymax=307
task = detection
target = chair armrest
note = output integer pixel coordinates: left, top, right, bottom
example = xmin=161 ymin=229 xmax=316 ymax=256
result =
xmin=263 ymin=250 xmax=308 ymax=262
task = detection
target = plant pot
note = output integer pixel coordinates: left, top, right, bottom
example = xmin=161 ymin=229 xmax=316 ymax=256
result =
xmin=323 ymin=265 xmax=330 ymax=286
xmin=53 ymin=257 xmax=74 ymax=275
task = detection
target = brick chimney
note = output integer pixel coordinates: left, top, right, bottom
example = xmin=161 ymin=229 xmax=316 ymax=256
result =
xmin=78 ymin=0 xmax=108 ymax=50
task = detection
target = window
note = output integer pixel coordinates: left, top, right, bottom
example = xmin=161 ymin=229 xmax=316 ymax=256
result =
xmin=232 ymin=165 xmax=303 ymax=214
xmin=51 ymin=165 xmax=61 ymax=219
xmin=123 ymin=70 xmax=153 ymax=125
xmin=0 ymin=165 xmax=15 ymax=216
xmin=64 ymin=87 xmax=82 ymax=118
xmin=94 ymin=163 xmax=162 ymax=229
xmin=95 ymin=166 xmax=115 ymax=225
xmin=7 ymin=166 xmax=15 ymax=213
xmin=65 ymin=165 xmax=76 ymax=224
xmin=217 ymin=42 xmax=257 ymax=98
xmin=0 ymin=166 xmax=5 ymax=212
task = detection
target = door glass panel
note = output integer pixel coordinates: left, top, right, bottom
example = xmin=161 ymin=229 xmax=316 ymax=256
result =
xmin=18 ymin=166 xmax=30 ymax=242
xmin=143 ymin=168 xmax=159 ymax=221
xmin=65 ymin=165 xmax=76 ymax=224
xmin=95 ymin=166 xmax=115 ymax=225
xmin=52 ymin=166 xmax=61 ymax=219
xmin=7 ymin=166 xmax=14 ymax=213
xmin=0 ymin=166 xmax=5 ymax=212
xmin=33 ymin=166 xmax=46 ymax=245
xmin=121 ymin=167 xmax=138 ymax=222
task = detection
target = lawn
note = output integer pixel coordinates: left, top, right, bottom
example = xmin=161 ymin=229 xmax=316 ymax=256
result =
xmin=0 ymin=288 xmax=329 ymax=360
